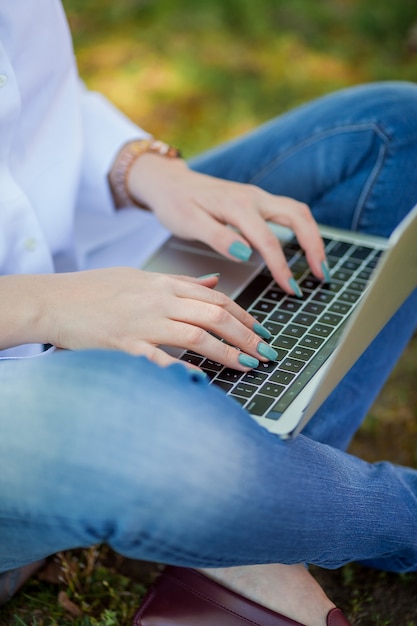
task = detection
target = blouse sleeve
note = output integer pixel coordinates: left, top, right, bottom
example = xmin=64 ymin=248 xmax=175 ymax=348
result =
xmin=75 ymin=81 xmax=150 ymax=216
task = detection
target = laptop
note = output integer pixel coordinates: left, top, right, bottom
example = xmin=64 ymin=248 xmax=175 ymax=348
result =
xmin=142 ymin=203 xmax=417 ymax=438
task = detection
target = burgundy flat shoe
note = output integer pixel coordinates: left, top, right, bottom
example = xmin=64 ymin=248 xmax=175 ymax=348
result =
xmin=133 ymin=565 xmax=352 ymax=626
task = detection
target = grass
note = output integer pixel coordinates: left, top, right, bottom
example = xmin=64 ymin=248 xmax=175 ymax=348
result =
xmin=1 ymin=0 xmax=417 ymax=624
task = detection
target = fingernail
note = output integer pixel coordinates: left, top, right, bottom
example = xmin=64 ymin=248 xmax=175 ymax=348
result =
xmin=288 ymin=276 xmax=303 ymax=298
xmin=229 ymin=241 xmax=253 ymax=262
xmin=238 ymin=353 xmax=259 ymax=368
xmin=253 ymin=322 xmax=272 ymax=340
xmin=321 ymin=260 xmax=331 ymax=283
xmin=257 ymin=342 xmax=278 ymax=361
xmin=198 ymin=273 xmax=220 ymax=280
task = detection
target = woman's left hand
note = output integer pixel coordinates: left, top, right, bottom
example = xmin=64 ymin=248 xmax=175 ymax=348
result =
xmin=128 ymin=154 xmax=327 ymax=295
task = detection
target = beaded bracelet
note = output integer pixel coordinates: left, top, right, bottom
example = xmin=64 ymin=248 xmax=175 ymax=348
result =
xmin=107 ymin=138 xmax=181 ymax=209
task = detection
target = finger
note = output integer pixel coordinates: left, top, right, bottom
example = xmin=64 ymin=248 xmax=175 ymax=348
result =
xmin=171 ymin=278 xmax=272 ymax=339
xmin=167 ymin=319 xmax=273 ymax=371
xmin=129 ymin=341 xmax=181 ymax=367
xmin=185 ymin=206 xmax=255 ymax=264
xmin=205 ymin=198 xmax=300 ymax=295
xmin=166 ymin=298 xmax=278 ymax=368
xmin=179 ymin=190 xmax=303 ymax=295
xmin=258 ymin=194 xmax=327 ymax=279
xmin=128 ymin=338 xmax=210 ymax=381
xmin=226 ymin=191 xmax=327 ymax=292
xmin=172 ymin=272 xmax=221 ymax=287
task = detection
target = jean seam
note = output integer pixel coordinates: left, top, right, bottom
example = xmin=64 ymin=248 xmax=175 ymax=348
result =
xmin=248 ymin=122 xmax=391 ymax=188
xmin=351 ymin=139 xmax=389 ymax=231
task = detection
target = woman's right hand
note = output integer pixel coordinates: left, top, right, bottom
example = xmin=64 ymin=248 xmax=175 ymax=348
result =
xmin=33 ymin=268 xmax=276 ymax=370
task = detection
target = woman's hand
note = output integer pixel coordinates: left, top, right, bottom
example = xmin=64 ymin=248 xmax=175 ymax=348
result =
xmin=34 ymin=269 xmax=276 ymax=369
xmin=128 ymin=155 xmax=329 ymax=295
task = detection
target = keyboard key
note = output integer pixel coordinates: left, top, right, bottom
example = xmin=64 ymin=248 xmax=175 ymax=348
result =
xmin=289 ymin=346 xmax=315 ymax=361
xmin=340 ymin=259 xmax=361 ymax=271
xmin=293 ymin=312 xmax=317 ymax=326
xmin=270 ymin=369 xmax=296 ymax=385
xmin=232 ymin=383 xmax=257 ymax=399
xmin=283 ymin=241 xmax=301 ymax=257
xmin=328 ymin=301 xmax=352 ymax=315
xmin=217 ymin=368 xmax=243 ymax=383
xmin=280 ymin=358 xmax=305 ymax=373
xmin=333 ymin=269 xmax=355 ymax=282
xmin=201 ymin=358 xmax=223 ymax=372
xmin=300 ymin=276 xmax=321 ymax=290
xmin=269 ymin=310 xmax=293 ymax=324
xmin=204 ymin=369 xmax=218 ymax=380
xmin=367 ymin=256 xmax=381 ymax=269
xmin=327 ymin=241 xmax=352 ymax=257
xmin=263 ymin=321 xmax=284 ymax=336
xmin=246 ymin=395 xmax=275 ymax=416
xmin=312 ymin=291 xmax=335 ymax=304
xmin=235 ymin=274 xmax=272 ymax=309
xmin=264 ymin=288 xmax=286 ymax=302
xmin=254 ymin=360 xmax=278 ymax=374
xmin=181 ymin=353 xmax=204 ymax=366
xmin=349 ymin=280 xmax=367 ymax=293
xmin=350 ymin=245 xmax=373 ymax=260
xmin=273 ymin=335 xmax=298 ymax=350
xmin=274 ymin=348 xmax=290 ymax=361
xmin=302 ymin=301 xmax=326 ymax=315
xmin=253 ymin=299 xmax=275 ymax=314
xmin=310 ymin=323 xmax=334 ymax=338
xmin=212 ymin=380 xmax=233 ymax=393
xmin=340 ymin=290 xmax=361 ymax=304
xmin=291 ymin=258 xmax=309 ymax=274
xmin=283 ymin=324 xmax=307 ymax=339
xmin=319 ymin=312 xmax=343 ymax=326
xmin=251 ymin=311 xmax=267 ymax=323
xmin=260 ymin=382 xmax=286 ymax=398
xmin=357 ymin=269 xmax=372 ymax=281
xmin=280 ymin=300 xmax=303 ymax=313
xmin=242 ymin=371 xmax=268 ymax=385
xmin=326 ymin=281 xmax=344 ymax=293
xmin=299 ymin=334 xmax=325 ymax=349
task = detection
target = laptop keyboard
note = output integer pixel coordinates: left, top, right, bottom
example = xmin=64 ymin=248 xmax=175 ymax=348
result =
xmin=180 ymin=237 xmax=382 ymax=421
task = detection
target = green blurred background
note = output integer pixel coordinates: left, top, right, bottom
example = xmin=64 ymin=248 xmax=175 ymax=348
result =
xmin=63 ymin=0 xmax=417 ymax=157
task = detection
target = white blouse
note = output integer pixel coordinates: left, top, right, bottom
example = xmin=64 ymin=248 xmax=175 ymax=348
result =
xmin=0 ymin=0 xmax=170 ymax=357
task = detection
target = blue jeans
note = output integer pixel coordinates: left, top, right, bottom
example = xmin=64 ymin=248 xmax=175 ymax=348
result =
xmin=1 ymin=82 xmax=417 ymax=575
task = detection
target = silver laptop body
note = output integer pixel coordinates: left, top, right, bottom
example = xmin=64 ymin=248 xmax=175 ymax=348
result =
xmin=142 ymin=204 xmax=417 ymax=438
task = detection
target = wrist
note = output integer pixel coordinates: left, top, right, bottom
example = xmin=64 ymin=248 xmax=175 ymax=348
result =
xmin=0 ymin=274 xmax=52 ymax=349
xmin=107 ymin=138 xmax=182 ymax=210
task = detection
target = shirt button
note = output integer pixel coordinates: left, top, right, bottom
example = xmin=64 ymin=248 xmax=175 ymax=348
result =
xmin=0 ymin=74 xmax=7 ymax=87
xmin=24 ymin=237 xmax=38 ymax=251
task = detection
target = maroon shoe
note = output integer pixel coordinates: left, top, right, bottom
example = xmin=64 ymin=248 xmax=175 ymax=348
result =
xmin=133 ymin=565 xmax=352 ymax=625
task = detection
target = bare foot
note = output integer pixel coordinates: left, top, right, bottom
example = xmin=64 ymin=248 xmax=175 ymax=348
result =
xmin=199 ymin=563 xmax=335 ymax=626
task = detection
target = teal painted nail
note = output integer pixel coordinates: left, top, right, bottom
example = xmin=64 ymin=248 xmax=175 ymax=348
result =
xmin=288 ymin=276 xmax=303 ymax=298
xmin=229 ymin=241 xmax=253 ymax=262
xmin=253 ymin=322 xmax=272 ymax=340
xmin=257 ymin=342 xmax=278 ymax=361
xmin=238 ymin=353 xmax=259 ymax=368
xmin=198 ymin=273 xmax=220 ymax=280
xmin=321 ymin=260 xmax=331 ymax=284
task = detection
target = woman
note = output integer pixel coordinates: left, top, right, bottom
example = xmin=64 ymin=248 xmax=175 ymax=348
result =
xmin=1 ymin=2 xmax=417 ymax=625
